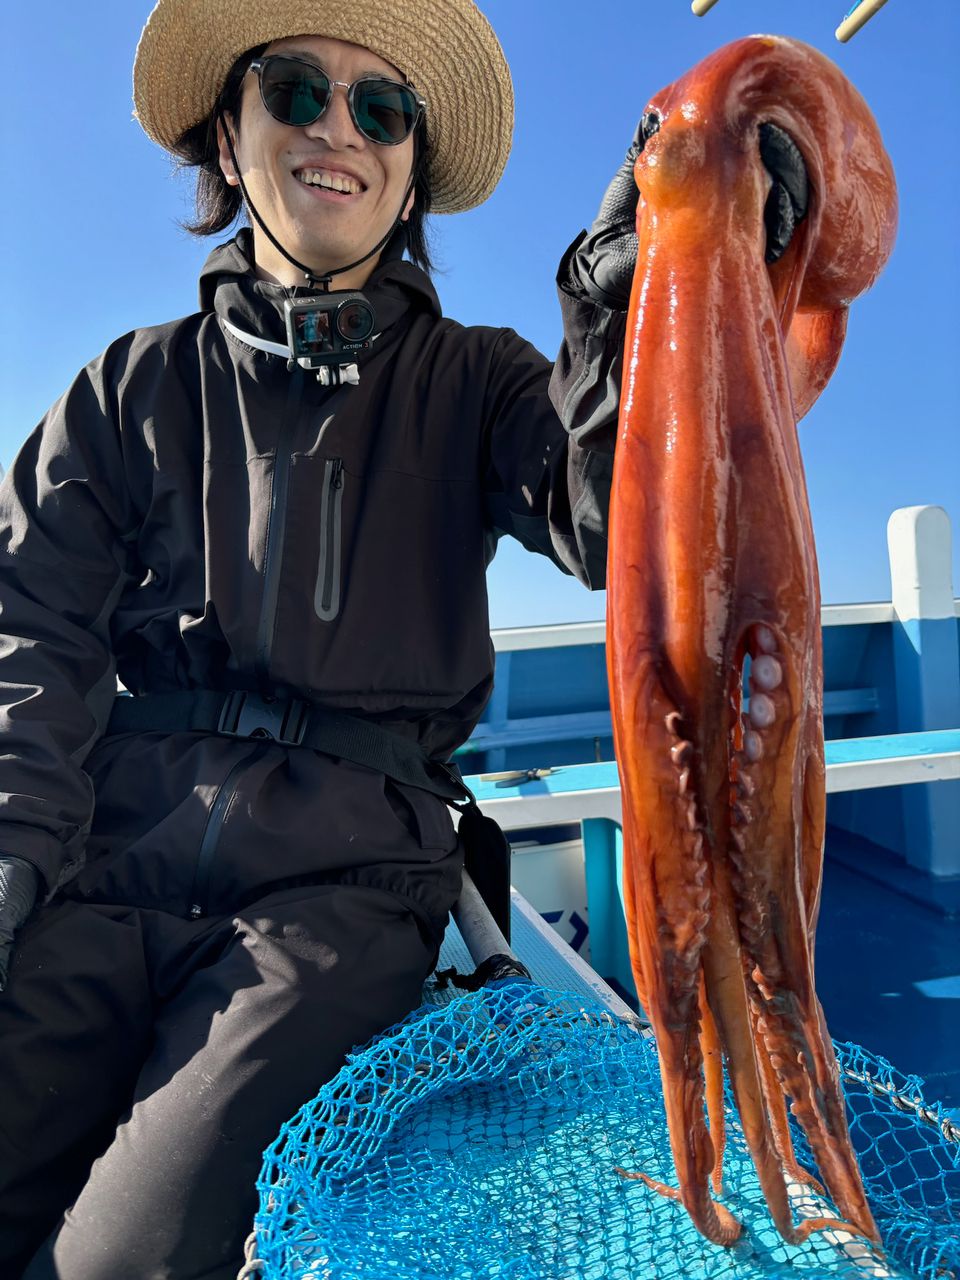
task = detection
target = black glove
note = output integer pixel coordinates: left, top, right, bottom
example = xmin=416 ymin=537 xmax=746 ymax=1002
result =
xmin=569 ymin=111 xmax=661 ymax=310
xmin=0 ymin=856 xmax=39 ymax=991
xmin=568 ymin=115 xmax=808 ymax=303
xmin=758 ymin=122 xmax=809 ymax=263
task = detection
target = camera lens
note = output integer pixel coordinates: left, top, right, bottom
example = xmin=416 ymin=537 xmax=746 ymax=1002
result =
xmin=336 ymin=299 xmax=375 ymax=343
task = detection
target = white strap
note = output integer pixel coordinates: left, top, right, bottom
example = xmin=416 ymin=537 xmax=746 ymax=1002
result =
xmin=221 ymin=317 xmax=371 ymax=385
xmin=221 ymin=317 xmax=291 ymax=358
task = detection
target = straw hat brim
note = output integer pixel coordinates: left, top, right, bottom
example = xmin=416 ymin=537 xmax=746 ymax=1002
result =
xmin=133 ymin=0 xmax=513 ymax=214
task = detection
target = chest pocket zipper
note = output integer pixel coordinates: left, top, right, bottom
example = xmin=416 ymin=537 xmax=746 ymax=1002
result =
xmin=315 ymin=457 xmax=344 ymax=622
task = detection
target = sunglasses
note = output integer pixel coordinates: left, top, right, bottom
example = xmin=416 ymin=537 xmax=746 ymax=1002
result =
xmin=248 ymin=55 xmax=425 ymax=146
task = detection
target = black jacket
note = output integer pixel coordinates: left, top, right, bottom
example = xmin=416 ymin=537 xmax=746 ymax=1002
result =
xmin=0 ymin=231 xmax=624 ymax=921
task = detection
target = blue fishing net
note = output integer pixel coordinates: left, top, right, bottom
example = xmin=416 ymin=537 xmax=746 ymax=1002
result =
xmin=252 ymin=980 xmax=958 ymax=1280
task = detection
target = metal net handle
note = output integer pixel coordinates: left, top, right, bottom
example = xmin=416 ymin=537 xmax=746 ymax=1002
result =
xmin=842 ymin=1067 xmax=959 ymax=1144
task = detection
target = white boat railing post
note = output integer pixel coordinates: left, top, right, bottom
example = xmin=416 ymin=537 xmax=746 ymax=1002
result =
xmin=886 ymin=505 xmax=960 ymax=877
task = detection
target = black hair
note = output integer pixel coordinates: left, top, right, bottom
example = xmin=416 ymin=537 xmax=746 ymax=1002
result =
xmin=174 ymin=44 xmax=434 ymax=275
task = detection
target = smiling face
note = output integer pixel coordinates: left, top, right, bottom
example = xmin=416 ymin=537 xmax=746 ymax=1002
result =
xmin=218 ymin=35 xmax=418 ymax=289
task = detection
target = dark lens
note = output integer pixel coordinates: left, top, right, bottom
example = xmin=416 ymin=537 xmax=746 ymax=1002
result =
xmin=261 ymin=57 xmax=330 ymax=127
xmin=353 ymin=80 xmax=419 ymax=144
xmin=336 ymin=300 xmax=375 ymax=342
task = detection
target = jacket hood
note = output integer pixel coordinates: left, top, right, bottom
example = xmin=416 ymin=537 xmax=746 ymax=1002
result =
xmin=198 ymin=229 xmax=442 ymax=348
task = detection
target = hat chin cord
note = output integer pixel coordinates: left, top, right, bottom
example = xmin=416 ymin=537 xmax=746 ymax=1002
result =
xmin=219 ymin=109 xmax=417 ymax=293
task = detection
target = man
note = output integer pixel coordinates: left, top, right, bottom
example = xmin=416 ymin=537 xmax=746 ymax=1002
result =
xmin=0 ymin=2 xmax=638 ymax=1275
xmin=0 ymin=2 xmax=804 ymax=1275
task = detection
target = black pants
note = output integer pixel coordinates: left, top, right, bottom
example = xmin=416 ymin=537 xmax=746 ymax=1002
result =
xmin=0 ymin=883 xmax=441 ymax=1278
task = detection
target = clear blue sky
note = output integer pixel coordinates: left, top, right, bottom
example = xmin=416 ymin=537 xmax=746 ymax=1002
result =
xmin=2 ymin=1 xmax=958 ymax=628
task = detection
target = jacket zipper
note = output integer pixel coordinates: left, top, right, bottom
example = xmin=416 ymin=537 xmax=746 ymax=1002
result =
xmin=188 ymin=745 xmax=268 ymax=919
xmin=314 ymin=457 xmax=345 ymax=622
xmin=255 ymin=368 xmax=306 ymax=687
xmin=255 ymin=376 xmax=347 ymax=685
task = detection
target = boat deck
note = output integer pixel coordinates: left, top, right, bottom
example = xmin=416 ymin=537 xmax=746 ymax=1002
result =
xmin=816 ymin=832 xmax=959 ymax=1112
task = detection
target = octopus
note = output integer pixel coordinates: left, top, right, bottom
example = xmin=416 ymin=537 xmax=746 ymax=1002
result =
xmin=606 ymin=36 xmax=897 ymax=1246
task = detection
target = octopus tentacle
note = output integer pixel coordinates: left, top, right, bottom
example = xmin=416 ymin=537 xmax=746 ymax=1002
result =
xmin=727 ymin=634 xmax=877 ymax=1236
xmin=699 ymin=995 xmax=727 ymax=1196
xmin=726 ymin=643 xmax=878 ymax=1240
xmin=611 ymin=668 xmax=741 ymax=1244
xmin=699 ymin=886 xmax=798 ymax=1243
xmin=753 ymin=1021 xmax=827 ymax=1196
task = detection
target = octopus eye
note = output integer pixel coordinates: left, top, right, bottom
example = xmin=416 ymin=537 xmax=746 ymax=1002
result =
xmin=640 ymin=111 xmax=662 ymax=147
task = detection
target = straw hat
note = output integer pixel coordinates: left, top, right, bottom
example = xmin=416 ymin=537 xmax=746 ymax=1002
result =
xmin=133 ymin=0 xmax=513 ymax=213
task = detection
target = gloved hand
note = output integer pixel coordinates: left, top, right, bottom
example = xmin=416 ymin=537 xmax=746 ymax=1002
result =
xmin=568 ymin=112 xmax=660 ymax=310
xmin=758 ymin=122 xmax=809 ymax=263
xmin=568 ymin=114 xmax=809 ymax=304
xmin=0 ymin=856 xmax=39 ymax=991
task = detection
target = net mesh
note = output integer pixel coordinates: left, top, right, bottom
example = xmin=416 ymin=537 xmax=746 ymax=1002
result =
xmin=253 ymin=980 xmax=959 ymax=1280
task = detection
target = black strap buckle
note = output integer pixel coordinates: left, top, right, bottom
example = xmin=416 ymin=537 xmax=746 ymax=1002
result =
xmin=217 ymin=691 xmax=309 ymax=746
xmin=430 ymin=759 xmax=474 ymax=807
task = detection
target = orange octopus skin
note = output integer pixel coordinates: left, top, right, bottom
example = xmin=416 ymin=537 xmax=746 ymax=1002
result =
xmin=606 ymin=36 xmax=897 ymax=1247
